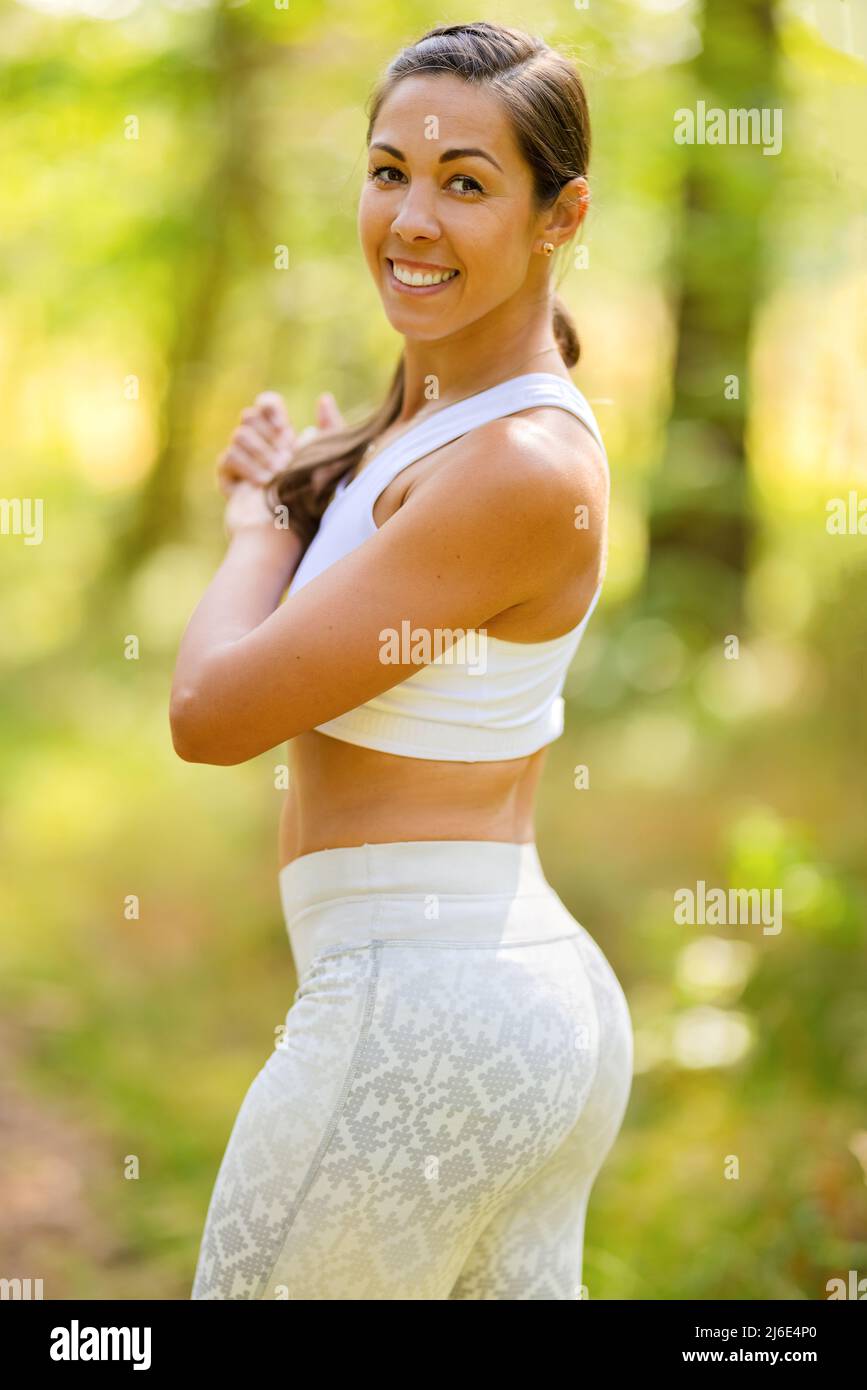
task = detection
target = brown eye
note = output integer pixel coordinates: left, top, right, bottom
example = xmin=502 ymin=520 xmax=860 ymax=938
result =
xmin=447 ymin=174 xmax=485 ymax=196
xmin=369 ymin=165 xmax=406 ymax=186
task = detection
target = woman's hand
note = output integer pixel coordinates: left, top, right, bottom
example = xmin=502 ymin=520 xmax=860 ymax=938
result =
xmin=219 ymin=390 xmax=346 ymax=541
xmin=217 ymin=391 xmax=346 ymax=498
xmin=217 ymin=391 xmax=296 ymax=497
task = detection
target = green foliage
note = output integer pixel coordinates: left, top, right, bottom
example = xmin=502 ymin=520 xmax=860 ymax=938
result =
xmin=2 ymin=0 xmax=864 ymax=1301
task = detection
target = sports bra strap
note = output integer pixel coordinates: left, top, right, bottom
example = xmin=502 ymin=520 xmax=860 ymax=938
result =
xmin=338 ymin=372 xmax=606 ymax=509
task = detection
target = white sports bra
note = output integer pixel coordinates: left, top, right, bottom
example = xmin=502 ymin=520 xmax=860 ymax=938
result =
xmin=287 ymin=371 xmax=608 ymax=762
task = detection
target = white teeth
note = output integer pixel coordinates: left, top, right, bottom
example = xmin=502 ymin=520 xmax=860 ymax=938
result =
xmin=391 ymin=262 xmax=457 ymax=287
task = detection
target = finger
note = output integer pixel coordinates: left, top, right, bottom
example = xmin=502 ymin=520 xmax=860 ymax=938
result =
xmin=263 ymin=419 xmax=294 ymax=450
xmin=225 ymin=433 xmax=276 ymax=489
xmin=216 ymin=449 xmax=253 ymax=497
xmin=262 ymin=410 xmax=298 ymax=461
xmin=274 ymin=423 xmax=298 ymax=460
xmin=231 ymin=431 xmax=273 ymax=480
xmin=256 ymin=401 xmax=299 ymax=450
xmin=316 ymin=392 xmax=345 ymax=432
xmin=236 ymin=424 xmax=288 ymax=472
xmin=240 ymin=405 xmax=283 ymax=448
xmin=255 ymin=391 xmax=293 ymax=434
xmin=245 ymin=404 xmax=298 ymax=459
xmin=217 ymin=448 xmax=253 ymax=494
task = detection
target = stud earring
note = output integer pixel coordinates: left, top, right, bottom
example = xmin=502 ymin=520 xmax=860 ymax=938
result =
xmin=541 ymin=241 xmax=555 ymax=256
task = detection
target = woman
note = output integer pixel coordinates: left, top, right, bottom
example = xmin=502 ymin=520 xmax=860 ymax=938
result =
xmin=172 ymin=21 xmax=633 ymax=1301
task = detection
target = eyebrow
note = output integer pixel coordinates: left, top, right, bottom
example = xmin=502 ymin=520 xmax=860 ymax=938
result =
xmin=370 ymin=142 xmax=504 ymax=173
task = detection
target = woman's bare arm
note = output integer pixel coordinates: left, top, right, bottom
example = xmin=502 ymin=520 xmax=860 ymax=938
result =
xmin=169 ymin=414 xmax=605 ymax=767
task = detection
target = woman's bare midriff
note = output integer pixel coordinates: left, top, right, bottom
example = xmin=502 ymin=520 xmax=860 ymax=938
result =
xmin=278 ymin=730 xmax=547 ymax=871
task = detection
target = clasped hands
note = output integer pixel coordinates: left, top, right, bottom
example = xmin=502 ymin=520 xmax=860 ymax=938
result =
xmin=218 ymin=390 xmax=345 ymax=542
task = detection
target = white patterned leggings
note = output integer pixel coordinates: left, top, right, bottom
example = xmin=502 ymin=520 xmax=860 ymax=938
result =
xmin=190 ymin=840 xmax=633 ymax=1300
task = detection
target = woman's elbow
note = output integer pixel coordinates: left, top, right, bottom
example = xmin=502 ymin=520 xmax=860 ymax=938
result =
xmin=170 ymin=690 xmax=206 ymax=762
xmin=169 ymin=690 xmax=241 ymax=765
xmin=169 ymin=700 xmax=270 ymax=767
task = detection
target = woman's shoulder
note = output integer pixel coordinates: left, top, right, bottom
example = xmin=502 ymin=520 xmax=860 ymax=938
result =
xmin=394 ymin=404 xmax=607 ymax=590
xmin=435 ymin=403 xmax=608 ymax=517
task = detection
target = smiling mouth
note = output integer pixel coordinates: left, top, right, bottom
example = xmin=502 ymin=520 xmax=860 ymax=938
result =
xmin=387 ymin=258 xmax=460 ymax=288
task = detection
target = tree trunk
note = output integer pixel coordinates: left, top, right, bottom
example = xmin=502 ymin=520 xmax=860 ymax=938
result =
xmin=100 ymin=2 xmax=277 ymax=588
xmin=648 ymin=0 xmax=781 ymax=620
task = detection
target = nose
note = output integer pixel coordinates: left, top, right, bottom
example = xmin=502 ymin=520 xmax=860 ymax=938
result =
xmin=390 ymin=179 xmax=441 ymax=244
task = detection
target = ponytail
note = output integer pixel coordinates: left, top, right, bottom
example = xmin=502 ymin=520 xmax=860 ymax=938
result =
xmin=266 ymin=358 xmax=404 ymax=549
xmin=552 ymin=295 xmax=580 ymax=368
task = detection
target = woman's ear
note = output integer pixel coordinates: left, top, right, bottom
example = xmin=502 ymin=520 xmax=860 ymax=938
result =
xmin=540 ymin=176 xmax=590 ymax=251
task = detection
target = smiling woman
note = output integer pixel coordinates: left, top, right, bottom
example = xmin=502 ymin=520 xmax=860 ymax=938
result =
xmin=174 ymin=20 xmax=633 ymax=1302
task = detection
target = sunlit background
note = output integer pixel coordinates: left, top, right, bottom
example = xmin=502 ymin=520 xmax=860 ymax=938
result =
xmin=2 ymin=0 xmax=866 ymax=1299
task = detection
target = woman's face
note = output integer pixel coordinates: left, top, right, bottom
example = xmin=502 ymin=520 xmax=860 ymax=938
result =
xmin=358 ymin=73 xmax=544 ymax=343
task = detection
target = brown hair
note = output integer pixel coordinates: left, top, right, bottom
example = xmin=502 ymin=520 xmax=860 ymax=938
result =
xmin=267 ymin=20 xmax=591 ymax=547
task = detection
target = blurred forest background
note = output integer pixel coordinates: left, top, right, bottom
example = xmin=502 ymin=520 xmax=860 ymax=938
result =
xmin=1 ymin=0 xmax=866 ymax=1300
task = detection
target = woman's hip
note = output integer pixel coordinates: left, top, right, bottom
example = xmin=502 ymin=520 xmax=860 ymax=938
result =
xmin=192 ymin=839 xmax=635 ymax=1297
xmin=277 ymin=838 xmax=632 ymax=1080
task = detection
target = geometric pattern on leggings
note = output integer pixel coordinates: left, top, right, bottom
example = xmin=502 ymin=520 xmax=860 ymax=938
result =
xmin=191 ymin=928 xmax=631 ymax=1300
xmin=448 ymin=924 xmax=633 ymax=1299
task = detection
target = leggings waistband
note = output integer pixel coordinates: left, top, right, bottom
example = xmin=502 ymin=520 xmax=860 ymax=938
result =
xmin=278 ymin=841 xmax=574 ymax=978
xmin=279 ymin=839 xmax=548 ymax=920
